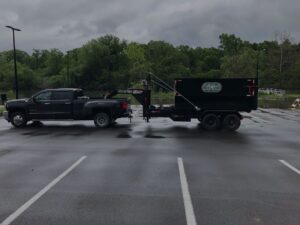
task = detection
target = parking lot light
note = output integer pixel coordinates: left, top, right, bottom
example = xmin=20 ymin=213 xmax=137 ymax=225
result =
xmin=5 ymin=25 xmax=21 ymax=99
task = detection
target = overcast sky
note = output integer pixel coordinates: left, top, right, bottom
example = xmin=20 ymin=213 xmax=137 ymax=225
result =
xmin=1 ymin=0 xmax=299 ymax=53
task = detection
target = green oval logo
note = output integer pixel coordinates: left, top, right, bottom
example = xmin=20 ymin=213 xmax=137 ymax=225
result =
xmin=201 ymin=82 xmax=222 ymax=93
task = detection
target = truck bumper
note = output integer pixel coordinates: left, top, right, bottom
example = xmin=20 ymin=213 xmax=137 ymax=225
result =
xmin=3 ymin=111 xmax=9 ymax=122
xmin=117 ymin=112 xmax=131 ymax=119
xmin=115 ymin=108 xmax=132 ymax=118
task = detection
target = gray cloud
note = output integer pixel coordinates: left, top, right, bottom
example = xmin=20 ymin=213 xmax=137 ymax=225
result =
xmin=1 ymin=0 xmax=300 ymax=52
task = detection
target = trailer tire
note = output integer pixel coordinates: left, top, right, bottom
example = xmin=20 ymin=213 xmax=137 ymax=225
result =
xmin=94 ymin=112 xmax=111 ymax=128
xmin=11 ymin=112 xmax=27 ymax=128
xmin=222 ymin=114 xmax=240 ymax=131
xmin=201 ymin=113 xmax=220 ymax=131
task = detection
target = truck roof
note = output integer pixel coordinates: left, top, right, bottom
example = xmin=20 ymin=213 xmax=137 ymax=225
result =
xmin=44 ymin=88 xmax=82 ymax=92
xmin=175 ymin=77 xmax=257 ymax=80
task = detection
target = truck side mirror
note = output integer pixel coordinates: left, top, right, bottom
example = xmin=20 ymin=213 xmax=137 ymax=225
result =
xmin=31 ymin=97 xmax=37 ymax=103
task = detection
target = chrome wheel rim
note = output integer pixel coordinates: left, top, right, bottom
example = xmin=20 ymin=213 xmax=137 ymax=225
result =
xmin=13 ymin=115 xmax=24 ymax=126
xmin=206 ymin=116 xmax=217 ymax=127
xmin=228 ymin=117 xmax=237 ymax=127
xmin=96 ymin=115 xmax=107 ymax=126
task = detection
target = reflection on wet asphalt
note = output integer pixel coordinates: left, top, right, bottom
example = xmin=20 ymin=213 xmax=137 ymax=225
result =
xmin=0 ymin=108 xmax=300 ymax=225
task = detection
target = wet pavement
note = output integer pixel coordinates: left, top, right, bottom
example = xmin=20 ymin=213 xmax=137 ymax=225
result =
xmin=0 ymin=108 xmax=300 ymax=225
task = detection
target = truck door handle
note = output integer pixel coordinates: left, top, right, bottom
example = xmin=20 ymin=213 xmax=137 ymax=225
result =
xmin=44 ymin=102 xmax=51 ymax=105
xmin=65 ymin=102 xmax=71 ymax=105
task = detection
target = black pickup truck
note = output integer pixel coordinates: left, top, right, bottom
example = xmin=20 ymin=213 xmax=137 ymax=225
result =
xmin=3 ymin=88 xmax=131 ymax=128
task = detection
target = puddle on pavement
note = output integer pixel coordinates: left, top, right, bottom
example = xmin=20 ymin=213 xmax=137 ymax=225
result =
xmin=22 ymin=131 xmax=36 ymax=135
xmin=0 ymin=149 xmax=12 ymax=157
xmin=117 ymin=132 xmax=132 ymax=138
xmin=144 ymin=134 xmax=166 ymax=138
xmin=22 ymin=131 xmax=50 ymax=136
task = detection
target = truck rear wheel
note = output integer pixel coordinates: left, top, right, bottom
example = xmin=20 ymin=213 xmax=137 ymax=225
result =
xmin=222 ymin=114 xmax=240 ymax=131
xmin=201 ymin=113 xmax=220 ymax=131
xmin=11 ymin=112 xmax=27 ymax=128
xmin=94 ymin=112 xmax=111 ymax=128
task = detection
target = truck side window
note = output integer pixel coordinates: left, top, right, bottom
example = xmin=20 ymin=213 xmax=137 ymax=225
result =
xmin=35 ymin=91 xmax=51 ymax=101
xmin=74 ymin=91 xmax=84 ymax=98
xmin=52 ymin=91 xmax=73 ymax=101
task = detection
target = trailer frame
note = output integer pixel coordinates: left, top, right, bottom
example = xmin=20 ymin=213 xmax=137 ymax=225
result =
xmin=106 ymin=75 xmax=258 ymax=131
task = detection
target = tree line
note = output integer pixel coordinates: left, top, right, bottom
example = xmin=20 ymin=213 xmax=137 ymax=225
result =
xmin=0 ymin=33 xmax=299 ymax=97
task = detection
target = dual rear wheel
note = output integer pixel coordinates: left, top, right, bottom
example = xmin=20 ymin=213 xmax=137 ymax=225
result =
xmin=200 ymin=113 xmax=240 ymax=131
xmin=93 ymin=112 xmax=111 ymax=128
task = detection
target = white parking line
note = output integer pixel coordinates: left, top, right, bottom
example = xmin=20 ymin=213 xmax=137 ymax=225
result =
xmin=0 ymin=156 xmax=87 ymax=225
xmin=279 ymin=160 xmax=300 ymax=175
xmin=177 ymin=157 xmax=197 ymax=225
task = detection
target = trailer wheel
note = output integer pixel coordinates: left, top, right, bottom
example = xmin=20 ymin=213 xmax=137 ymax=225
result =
xmin=94 ymin=112 xmax=111 ymax=128
xmin=11 ymin=112 xmax=27 ymax=128
xmin=222 ymin=114 xmax=240 ymax=131
xmin=201 ymin=113 xmax=220 ymax=131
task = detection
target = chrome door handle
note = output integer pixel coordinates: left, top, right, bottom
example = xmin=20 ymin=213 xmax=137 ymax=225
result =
xmin=44 ymin=102 xmax=50 ymax=105
xmin=65 ymin=102 xmax=71 ymax=105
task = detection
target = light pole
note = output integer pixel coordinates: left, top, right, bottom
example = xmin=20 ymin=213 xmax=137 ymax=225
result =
xmin=5 ymin=25 xmax=21 ymax=99
xmin=67 ymin=51 xmax=70 ymax=87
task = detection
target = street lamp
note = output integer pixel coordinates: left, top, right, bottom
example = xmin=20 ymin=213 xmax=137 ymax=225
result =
xmin=67 ymin=51 xmax=70 ymax=87
xmin=5 ymin=25 xmax=21 ymax=99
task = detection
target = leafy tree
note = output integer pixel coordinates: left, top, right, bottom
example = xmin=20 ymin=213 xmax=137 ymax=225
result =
xmin=76 ymin=35 xmax=128 ymax=90
xmin=219 ymin=34 xmax=245 ymax=55
xmin=124 ymin=43 xmax=150 ymax=85
xmin=221 ymin=48 xmax=257 ymax=78
xmin=1 ymin=33 xmax=300 ymax=97
xmin=145 ymin=41 xmax=191 ymax=89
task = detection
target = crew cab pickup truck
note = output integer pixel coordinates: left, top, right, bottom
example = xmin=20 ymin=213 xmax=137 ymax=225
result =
xmin=3 ymin=88 xmax=131 ymax=128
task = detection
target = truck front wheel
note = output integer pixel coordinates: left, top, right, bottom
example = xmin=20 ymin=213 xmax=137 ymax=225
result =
xmin=222 ymin=114 xmax=241 ymax=131
xmin=201 ymin=113 xmax=220 ymax=131
xmin=11 ymin=112 xmax=27 ymax=128
xmin=94 ymin=112 xmax=111 ymax=128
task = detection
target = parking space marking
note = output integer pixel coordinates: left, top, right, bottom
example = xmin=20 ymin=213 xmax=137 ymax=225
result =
xmin=279 ymin=160 xmax=300 ymax=175
xmin=177 ymin=157 xmax=197 ymax=225
xmin=0 ymin=156 xmax=87 ymax=225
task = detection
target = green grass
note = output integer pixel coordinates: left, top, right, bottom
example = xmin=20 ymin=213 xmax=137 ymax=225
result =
xmin=258 ymin=93 xmax=299 ymax=101
xmin=258 ymin=93 xmax=300 ymax=109
xmin=0 ymin=105 xmax=4 ymax=115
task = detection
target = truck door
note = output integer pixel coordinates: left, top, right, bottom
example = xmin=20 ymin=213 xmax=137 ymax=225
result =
xmin=28 ymin=91 xmax=53 ymax=119
xmin=51 ymin=91 xmax=73 ymax=119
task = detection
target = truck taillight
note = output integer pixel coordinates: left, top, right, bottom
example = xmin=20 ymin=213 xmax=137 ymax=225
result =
xmin=120 ymin=102 xmax=128 ymax=110
xmin=247 ymin=79 xmax=256 ymax=96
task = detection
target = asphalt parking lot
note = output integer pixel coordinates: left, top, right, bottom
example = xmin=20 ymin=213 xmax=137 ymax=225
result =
xmin=0 ymin=108 xmax=300 ymax=225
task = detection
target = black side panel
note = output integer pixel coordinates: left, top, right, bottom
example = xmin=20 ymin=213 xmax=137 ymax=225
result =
xmin=51 ymin=91 xmax=73 ymax=119
xmin=174 ymin=78 xmax=258 ymax=113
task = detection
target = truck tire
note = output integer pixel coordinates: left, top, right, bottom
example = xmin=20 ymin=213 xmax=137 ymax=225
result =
xmin=94 ymin=112 xmax=111 ymax=128
xmin=11 ymin=112 xmax=27 ymax=128
xmin=222 ymin=114 xmax=240 ymax=131
xmin=201 ymin=113 xmax=220 ymax=131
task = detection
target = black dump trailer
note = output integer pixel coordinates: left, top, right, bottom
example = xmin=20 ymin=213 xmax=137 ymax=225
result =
xmin=108 ymin=76 xmax=258 ymax=131
xmin=174 ymin=78 xmax=257 ymax=113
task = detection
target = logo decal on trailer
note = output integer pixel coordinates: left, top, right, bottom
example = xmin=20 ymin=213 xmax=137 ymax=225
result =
xmin=201 ymin=82 xmax=222 ymax=93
